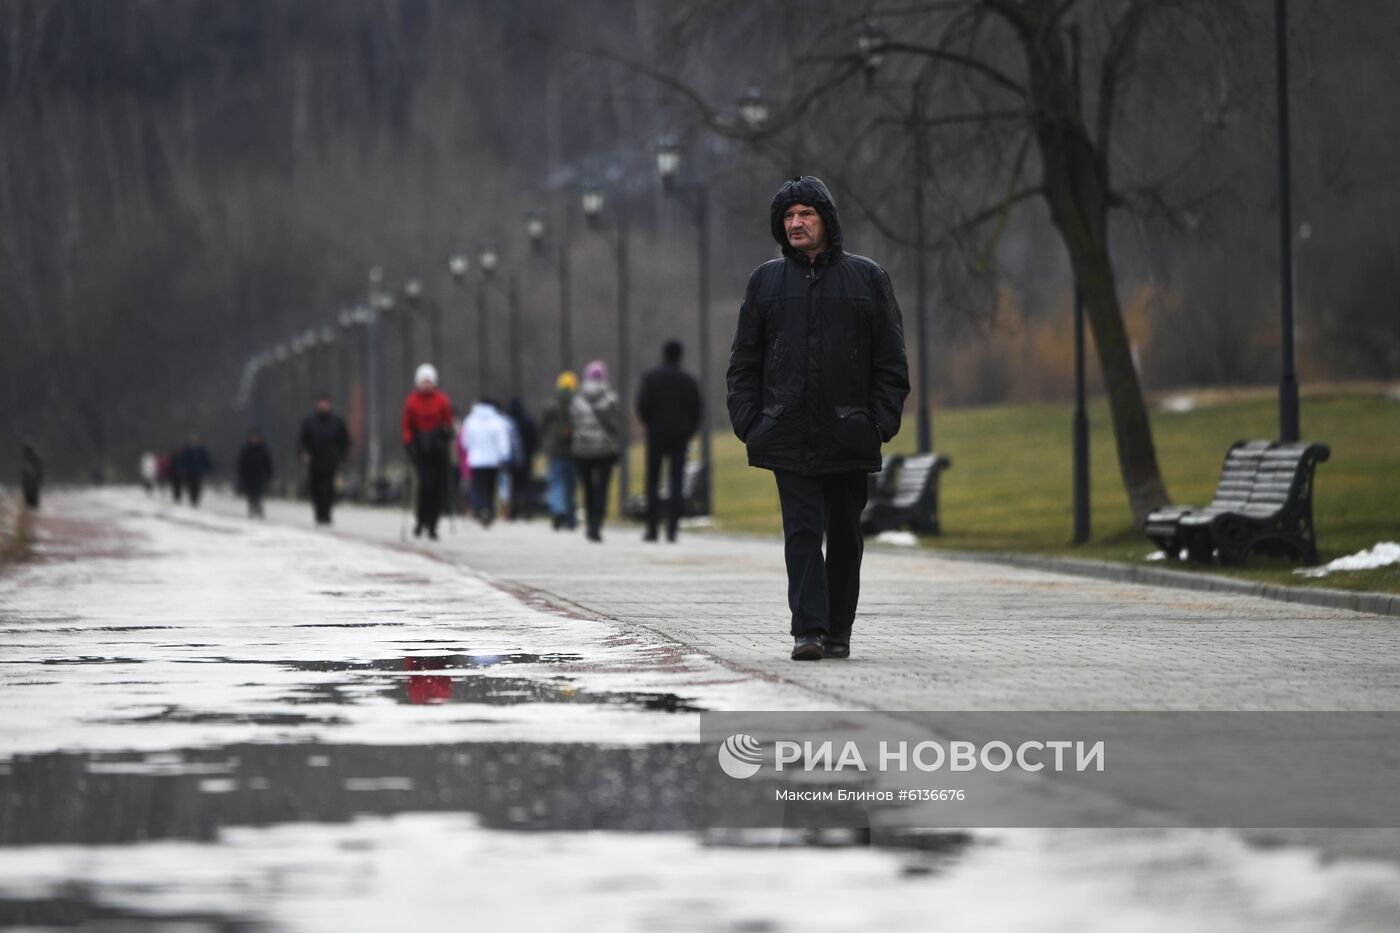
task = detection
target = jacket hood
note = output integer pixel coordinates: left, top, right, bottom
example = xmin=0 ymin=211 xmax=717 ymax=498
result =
xmin=769 ymin=175 xmax=843 ymax=260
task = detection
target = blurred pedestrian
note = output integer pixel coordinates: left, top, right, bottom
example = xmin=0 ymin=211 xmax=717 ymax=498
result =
xmin=636 ymin=339 xmax=702 ymax=542
xmin=401 ymin=363 xmax=454 ymax=540
xmin=461 ymin=397 xmax=513 ymax=527
xmin=505 ymin=398 xmax=539 ymax=520
xmin=19 ymin=442 xmax=42 ymax=509
xmin=168 ymin=447 xmax=184 ymax=502
xmin=570 ymin=360 xmax=621 ymax=543
xmin=236 ymin=430 xmax=275 ymax=518
xmin=176 ymin=434 xmax=212 ymax=507
xmin=727 ymin=176 xmax=909 ymax=661
xmin=140 ymin=451 xmax=158 ymax=495
xmin=540 ymin=371 xmax=578 ymax=531
xmin=298 ymin=392 xmax=349 ymax=526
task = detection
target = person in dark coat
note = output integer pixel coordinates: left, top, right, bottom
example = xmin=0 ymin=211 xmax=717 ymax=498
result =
xmin=168 ymin=447 xmax=184 ymax=502
xmin=726 ymin=175 xmax=910 ymax=661
xmin=299 ymin=392 xmax=350 ymax=525
xmin=236 ymin=430 xmax=275 ymax=518
xmin=505 ymin=397 xmax=539 ymax=520
xmin=636 ymin=339 xmax=702 ymax=542
xmin=19 ymin=442 xmax=42 ymax=509
xmin=176 ymin=435 xmax=213 ymax=507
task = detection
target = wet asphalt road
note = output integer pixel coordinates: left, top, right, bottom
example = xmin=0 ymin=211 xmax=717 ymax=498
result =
xmin=1 ymin=488 xmax=1398 ymax=932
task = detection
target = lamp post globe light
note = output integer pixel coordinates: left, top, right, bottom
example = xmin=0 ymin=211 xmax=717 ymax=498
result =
xmin=525 ymin=209 xmax=547 ymax=249
xmin=655 ymin=137 xmax=681 ymax=188
xmin=581 ymin=183 xmax=604 ymax=225
xmin=479 ymin=242 xmax=499 ymax=276
xmin=448 ymin=253 xmax=469 ymax=280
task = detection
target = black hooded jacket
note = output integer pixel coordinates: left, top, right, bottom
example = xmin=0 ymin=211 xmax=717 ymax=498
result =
xmin=726 ymin=176 xmax=910 ymax=475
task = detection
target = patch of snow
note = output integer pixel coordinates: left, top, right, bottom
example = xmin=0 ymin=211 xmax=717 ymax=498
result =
xmin=1161 ymin=395 xmax=1197 ymax=414
xmin=1296 ymin=542 xmax=1400 ymax=578
xmin=875 ymin=531 xmax=919 ymax=547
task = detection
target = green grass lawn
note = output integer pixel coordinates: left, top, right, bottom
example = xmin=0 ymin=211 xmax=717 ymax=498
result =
xmin=641 ymin=389 xmax=1400 ymax=594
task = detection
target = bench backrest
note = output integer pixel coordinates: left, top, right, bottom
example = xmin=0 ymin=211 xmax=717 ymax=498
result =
xmin=1206 ymin=440 xmax=1272 ymax=510
xmin=891 ymin=453 xmax=946 ymax=508
xmin=1207 ymin=440 xmax=1330 ymax=517
xmin=1245 ymin=442 xmax=1330 ymax=513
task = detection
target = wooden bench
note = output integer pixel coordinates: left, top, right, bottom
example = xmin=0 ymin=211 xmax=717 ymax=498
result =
xmin=1146 ymin=440 xmax=1330 ymax=566
xmin=860 ymin=452 xmax=952 ymax=536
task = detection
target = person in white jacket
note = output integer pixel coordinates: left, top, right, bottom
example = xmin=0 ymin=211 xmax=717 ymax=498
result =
xmin=461 ymin=398 xmax=514 ymax=526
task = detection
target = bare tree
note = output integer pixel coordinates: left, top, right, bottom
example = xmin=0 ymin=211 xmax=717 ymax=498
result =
xmin=610 ymin=0 xmax=1276 ymax=524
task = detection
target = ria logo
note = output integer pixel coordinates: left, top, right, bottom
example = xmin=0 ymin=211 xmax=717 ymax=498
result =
xmin=717 ymin=733 xmax=764 ymax=779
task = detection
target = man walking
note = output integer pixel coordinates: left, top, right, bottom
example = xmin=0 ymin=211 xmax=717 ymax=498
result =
xmin=177 ymin=434 xmax=213 ymax=507
xmin=298 ymin=393 xmax=350 ymax=525
xmin=636 ymin=339 xmax=701 ymax=542
xmin=236 ymin=429 xmax=274 ymax=518
xmin=726 ymin=176 xmax=909 ymax=661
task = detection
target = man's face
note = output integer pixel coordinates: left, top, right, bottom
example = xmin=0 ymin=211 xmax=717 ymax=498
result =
xmin=783 ymin=203 xmax=826 ymax=254
xmin=316 ymin=398 xmax=331 ymax=414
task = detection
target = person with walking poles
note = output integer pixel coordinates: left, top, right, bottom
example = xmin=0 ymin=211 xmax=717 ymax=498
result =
xmin=236 ymin=429 xmax=274 ymax=518
xmin=570 ymin=360 xmax=621 ymax=543
xmin=726 ymin=176 xmax=910 ymax=661
xmin=298 ymin=392 xmax=349 ymax=526
xmin=461 ymin=397 xmax=513 ymax=527
xmin=636 ymin=339 xmax=701 ymax=542
xmin=401 ymin=363 xmax=454 ymax=540
xmin=540 ymin=371 xmax=579 ymax=531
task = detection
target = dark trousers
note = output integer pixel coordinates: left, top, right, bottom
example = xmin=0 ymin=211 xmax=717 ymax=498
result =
xmin=187 ymin=475 xmax=204 ymax=507
xmin=510 ymin=464 xmax=534 ymax=519
xmin=246 ymin=485 xmax=266 ymax=518
xmin=773 ymin=470 xmax=869 ymax=637
xmin=309 ymin=469 xmax=335 ymax=524
xmin=415 ymin=452 xmax=447 ymax=533
xmin=470 ymin=467 xmax=500 ymax=523
xmin=644 ymin=439 xmax=687 ymax=540
xmin=575 ymin=455 xmax=616 ymax=539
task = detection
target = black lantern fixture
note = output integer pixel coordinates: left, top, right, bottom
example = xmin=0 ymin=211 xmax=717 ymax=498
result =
xmin=857 ymin=17 xmax=887 ymax=81
xmin=738 ymin=86 xmax=770 ymax=131
xmin=525 ymin=209 xmax=547 ymax=250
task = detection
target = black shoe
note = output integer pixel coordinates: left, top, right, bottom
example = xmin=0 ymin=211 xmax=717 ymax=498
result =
xmin=427 ymin=526 xmax=438 ymax=541
xmin=791 ymin=632 xmax=824 ymax=661
xmin=413 ymin=523 xmax=423 ymax=538
xmin=822 ymin=636 xmax=850 ymax=659
xmin=643 ymin=530 xmax=658 ymax=542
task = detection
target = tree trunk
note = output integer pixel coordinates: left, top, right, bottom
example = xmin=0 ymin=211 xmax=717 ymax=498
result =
xmin=1015 ymin=3 xmax=1171 ymax=526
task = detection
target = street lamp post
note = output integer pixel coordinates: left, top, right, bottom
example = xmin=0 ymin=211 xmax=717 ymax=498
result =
xmin=478 ymin=242 xmax=499 ymax=399
xmin=527 ymin=207 xmax=572 ymax=376
xmin=1275 ymin=0 xmax=1300 ymax=442
xmin=582 ymin=181 xmax=631 ymax=514
xmin=857 ymin=19 xmax=933 ymax=454
xmin=656 ymin=135 xmax=713 ymax=514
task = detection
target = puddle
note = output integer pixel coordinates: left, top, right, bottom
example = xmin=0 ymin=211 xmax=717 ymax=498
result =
xmin=0 ymin=741 xmax=968 ymax=848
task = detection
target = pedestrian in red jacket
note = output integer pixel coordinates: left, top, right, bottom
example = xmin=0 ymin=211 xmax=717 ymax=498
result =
xmin=401 ymin=363 xmax=454 ymax=539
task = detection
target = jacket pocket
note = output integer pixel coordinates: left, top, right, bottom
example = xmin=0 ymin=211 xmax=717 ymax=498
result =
xmin=745 ymin=403 xmax=786 ymax=454
xmin=832 ymin=406 xmax=879 ymax=459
